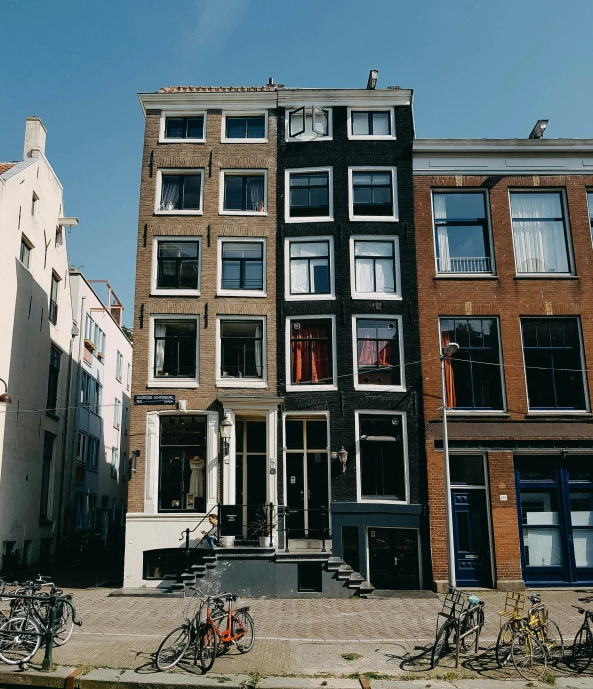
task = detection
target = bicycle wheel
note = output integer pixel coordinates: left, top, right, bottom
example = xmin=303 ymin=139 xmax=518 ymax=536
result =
xmin=461 ymin=607 xmax=483 ymax=652
xmin=541 ymin=620 xmax=564 ymax=665
xmin=155 ymin=625 xmax=191 ymax=671
xmin=198 ymin=622 xmax=217 ymax=673
xmin=571 ymin=624 xmax=593 ymax=673
xmin=0 ymin=616 xmax=42 ymax=665
xmin=234 ymin=610 xmax=255 ymax=654
xmin=496 ymin=621 xmax=515 ymax=667
xmin=431 ymin=621 xmax=452 ymax=669
xmin=53 ymin=601 xmax=74 ymax=646
xmin=511 ymin=630 xmax=547 ymax=681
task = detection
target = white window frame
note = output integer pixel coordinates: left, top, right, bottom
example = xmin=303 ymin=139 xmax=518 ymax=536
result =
xmin=111 ymin=447 xmax=118 ymax=479
xmin=217 ymin=237 xmax=266 ymax=298
xmin=221 ymin=111 xmax=268 ymax=144
xmin=148 ymin=314 xmax=200 ymax=389
xmin=155 ymin=169 xmax=204 ymax=216
xmin=151 ymin=235 xmax=202 ymax=297
xmin=285 ymin=314 xmax=338 ymax=392
xmin=509 ymin=188 xmax=575 ymax=277
xmin=347 ymin=108 xmax=396 ymax=140
xmin=219 ymin=169 xmax=268 ymax=216
xmin=159 ymin=112 xmax=207 ymax=143
xmin=587 ymin=189 xmax=593 ymax=248
xmin=285 ymin=106 xmax=333 ymax=142
xmin=284 ymin=167 xmax=334 ymax=223
xmin=19 ymin=234 xmax=33 ymax=270
xmin=351 ymin=315 xmax=406 ymax=392
xmin=355 ymin=410 xmax=409 ymax=505
xmin=284 ymin=235 xmax=335 ymax=302
xmin=126 ymin=363 xmax=131 ymax=390
xmin=116 ymin=351 xmax=123 ymax=381
xmin=349 ymin=235 xmax=402 ymax=300
xmin=431 ymin=189 xmax=496 ymax=277
xmin=31 ymin=192 xmax=39 ymax=221
xmin=348 ymin=166 xmax=398 ymax=222
xmin=113 ymin=398 xmax=121 ymax=429
xmin=519 ymin=316 xmax=590 ymax=414
xmin=215 ymin=315 xmax=268 ymax=389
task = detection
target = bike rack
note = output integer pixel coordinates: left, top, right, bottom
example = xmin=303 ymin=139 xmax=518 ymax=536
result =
xmin=435 ymin=588 xmax=485 ymax=668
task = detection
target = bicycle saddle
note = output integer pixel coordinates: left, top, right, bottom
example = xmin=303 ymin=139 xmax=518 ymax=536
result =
xmin=528 ymin=594 xmax=541 ymax=604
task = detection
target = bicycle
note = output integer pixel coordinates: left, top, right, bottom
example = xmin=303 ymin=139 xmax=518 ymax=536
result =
xmin=431 ymin=589 xmax=484 ymax=668
xmin=571 ymin=595 xmax=593 ymax=672
xmin=155 ymin=588 xmax=255 ymax=674
xmin=496 ymin=592 xmax=563 ymax=670
xmin=510 ymin=616 xmax=548 ymax=681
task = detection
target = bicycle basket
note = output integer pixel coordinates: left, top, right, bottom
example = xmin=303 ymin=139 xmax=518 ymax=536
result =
xmin=440 ymin=588 xmax=468 ymax=618
xmin=499 ymin=590 xmax=525 ymax=619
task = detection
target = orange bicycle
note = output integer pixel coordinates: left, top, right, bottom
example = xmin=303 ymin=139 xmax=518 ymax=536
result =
xmin=197 ymin=591 xmax=255 ymax=673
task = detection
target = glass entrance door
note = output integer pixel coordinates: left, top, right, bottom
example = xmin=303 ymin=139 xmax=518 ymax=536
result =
xmin=516 ymin=455 xmax=593 ymax=585
xmin=235 ymin=419 xmax=267 ymax=539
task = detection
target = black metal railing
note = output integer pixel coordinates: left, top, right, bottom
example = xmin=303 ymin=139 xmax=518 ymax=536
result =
xmin=278 ymin=505 xmax=331 ymax=553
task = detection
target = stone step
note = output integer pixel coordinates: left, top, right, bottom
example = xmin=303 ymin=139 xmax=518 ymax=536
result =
xmin=337 ymin=564 xmax=354 ymax=580
xmin=191 ymin=564 xmax=207 ymax=572
xmin=170 ymin=582 xmax=185 ymax=592
xmin=348 ymin=573 xmax=364 ymax=588
xmin=358 ymin=580 xmax=375 ymax=598
xmin=326 ymin=557 xmax=343 ymax=571
xmin=180 ymin=572 xmax=195 ymax=581
xmin=275 ymin=551 xmax=331 ymax=564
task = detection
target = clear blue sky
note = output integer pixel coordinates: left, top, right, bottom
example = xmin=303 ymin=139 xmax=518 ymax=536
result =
xmin=1 ymin=0 xmax=592 ymax=326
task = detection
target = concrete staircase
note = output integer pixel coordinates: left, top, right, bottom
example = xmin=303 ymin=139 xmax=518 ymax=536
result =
xmin=163 ymin=547 xmax=374 ymax=598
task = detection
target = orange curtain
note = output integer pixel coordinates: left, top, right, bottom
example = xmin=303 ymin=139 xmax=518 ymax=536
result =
xmin=441 ymin=330 xmax=457 ymax=407
xmin=292 ymin=326 xmax=331 ymax=383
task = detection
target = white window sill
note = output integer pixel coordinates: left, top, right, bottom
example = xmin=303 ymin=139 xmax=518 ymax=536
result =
xmin=435 ymin=273 xmax=497 ymax=279
xmin=349 ymin=214 xmax=398 ymax=222
xmin=219 ymin=210 xmax=268 ymax=217
xmin=285 ymin=293 xmax=336 ymax=302
xmin=285 ymin=215 xmax=334 ymax=224
xmin=348 ymin=135 xmax=397 ymax=141
xmin=354 ymin=383 xmax=406 ymax=393
xmin=514 ymin=274 xmax=577 ymax=279
xmin=351 ymin=292 xmax=402 ymax=300
xmin=287 ymin=137 xmax=333 ymax=143
xmin=358 ymin=498 xmax=409 ymax=505
xmin=217 ymin=290 xmax=267 ymax=298
xmin=221 ymin=138 xmax=268 ymax=144
xmin=155 ymin=210 xmax=203 ymax=216
xmin=286 ymin=384 xmax=337 ymax=392
xmin=151 ymin=290 xmax=201 ymax=297
xmin=216 ymin=379 xmax=268 ymax=388
xmin=147 ymin=380 xmax=199 ymax=389
xmin=159 ymin=138 xmax=205 ymax=144
xmin=526 ymin=411 xmax=592 ymax=416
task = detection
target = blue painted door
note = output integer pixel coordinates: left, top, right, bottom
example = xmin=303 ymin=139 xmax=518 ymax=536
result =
xmin=452 ymin=490 xmax=492 ymax=587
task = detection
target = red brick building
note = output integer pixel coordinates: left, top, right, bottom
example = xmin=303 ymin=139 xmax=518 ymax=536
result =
xmin=414 ymin=138 xmax=593 ymax=590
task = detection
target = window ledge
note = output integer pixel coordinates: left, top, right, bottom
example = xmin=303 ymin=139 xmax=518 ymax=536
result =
xmin=286 ymin=384 xmax=338 ymax=393
xmin=285 ymin=216 xmax=334 ymax=224
xmin=349 ymin=215 xmax=398 ymax=223
xmin=221 ymin=138 xmax=268 ymax=144
xmin=284 ymin=294 xmax=336 ymax=302
xmin=513 ymin=274 xmax=578 ymax=280
xmin=154 ymin=210 xmax=204 ymax=216
xmin=147 ymin=381 xmax=199 ymax=389
xmin=354 ymin=384 xmax=406 ymax=393
xmin=216 ymin=380 xmax=268 ymax=389
xmin=351 ymin=293 xmax=403 ymax=300
xmin=218 ymin=210 xmax=268 ymax=217
xmin=217 ymin=291 xmax=267 ymax=298
xmin=525 ymin=411 xmax=593 ymax=417
xmin=150 ymin=290 xmax=201 ymax=298
xmin=434 ymin=274 xmax=499 ymax=280
xmin=46 ymin=411 xmax=60 ymax=421
xmin=158 ymin=139 xmax=206 ymax=145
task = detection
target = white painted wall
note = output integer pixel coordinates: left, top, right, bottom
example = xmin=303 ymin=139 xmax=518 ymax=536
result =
xmin=0 ymin=119 xmax=74 ymax=569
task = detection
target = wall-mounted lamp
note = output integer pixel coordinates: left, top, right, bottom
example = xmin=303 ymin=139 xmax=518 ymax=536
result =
xmin=338 ymin=446 xmax=348 ymax=473
xmin=0 ymin=378 xmax=12 ymax=406
xmin=130 ymin=450 xmax=140 ymax=473
xmin=220 ymin=414 xmax=233 ymax=457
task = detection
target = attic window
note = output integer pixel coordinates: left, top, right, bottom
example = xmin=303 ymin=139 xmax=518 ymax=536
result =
xmin=287 ymin=107 xmax=332 ymax=141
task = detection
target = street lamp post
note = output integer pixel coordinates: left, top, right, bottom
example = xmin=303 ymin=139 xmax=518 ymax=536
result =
xmin=440 ymin=342 xmax=459 ymax=590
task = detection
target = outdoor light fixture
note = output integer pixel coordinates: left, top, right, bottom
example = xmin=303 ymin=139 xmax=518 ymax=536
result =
xmin=440 ymin=341 xmax=459 ymax=589
xmin=220 ymin=414 xmax=233 ymax=457
xmin=130 ymin=450 xmax=140 ymax=473
xmin=366 ymin=69 xmax=378 ymax=90
xmin=338 ymin=446 xmax=348 ymax=473
xmin=0 ymin=378 xmax=11 ymax=406
xmin=528 ymin=119 xmax=549 ymax=139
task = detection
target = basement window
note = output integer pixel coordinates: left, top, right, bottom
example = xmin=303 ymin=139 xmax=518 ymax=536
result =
xmin=298 ymin=563 xmax=322 ymax=592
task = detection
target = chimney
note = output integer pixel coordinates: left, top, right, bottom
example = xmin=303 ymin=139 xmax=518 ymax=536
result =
xmin=24 ymin=117 xmax=47 ymax=159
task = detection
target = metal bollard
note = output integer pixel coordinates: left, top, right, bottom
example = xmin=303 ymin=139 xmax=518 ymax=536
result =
xmin=41 ymin=594 xmax=57 ymax=671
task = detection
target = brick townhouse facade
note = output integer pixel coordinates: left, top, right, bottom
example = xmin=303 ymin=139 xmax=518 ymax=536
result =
xmin=414 ymin=138 xmax=593 ymax=590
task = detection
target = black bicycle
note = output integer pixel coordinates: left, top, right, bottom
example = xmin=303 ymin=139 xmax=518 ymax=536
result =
xmin=571 ymin=595 xmax=593 ymax=672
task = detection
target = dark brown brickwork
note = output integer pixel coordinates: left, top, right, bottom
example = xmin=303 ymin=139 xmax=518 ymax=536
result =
xmin=415 ymin=173 xmax=593 ymax=589
xmin=128 ymin=108 xmax=278 ymax=513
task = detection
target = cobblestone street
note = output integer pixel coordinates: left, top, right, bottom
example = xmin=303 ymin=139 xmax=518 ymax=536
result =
xmin=35 ymin=587 xmax=593 ymax=679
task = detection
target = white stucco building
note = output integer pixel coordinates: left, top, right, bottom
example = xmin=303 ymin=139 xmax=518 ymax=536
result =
xmin=67 ymin=275 xmax=132 ymax=550
xmin=0 ymin=118 xmax=78 ymax=570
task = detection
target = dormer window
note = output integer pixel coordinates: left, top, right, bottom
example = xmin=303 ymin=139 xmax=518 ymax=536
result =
xmin=287 ymin=107 xmax=332 ymax=141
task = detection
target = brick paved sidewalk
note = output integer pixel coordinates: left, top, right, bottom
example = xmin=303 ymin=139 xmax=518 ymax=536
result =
xmin=13 ymin=587 xmax=593 ymax=679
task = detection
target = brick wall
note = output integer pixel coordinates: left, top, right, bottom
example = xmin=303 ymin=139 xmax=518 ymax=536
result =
xmin=128 ymin=107 xmax=278 ymax=513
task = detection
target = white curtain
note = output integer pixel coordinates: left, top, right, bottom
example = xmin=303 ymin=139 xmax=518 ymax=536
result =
xmin=433 ymin=194 xmax=451 ymax=272
xmin=511 ymin=193 xmax=569 ymax=273
xmin=354 ymin=241 xmax=394 ymax=293
xmin=290 ymin=243 xmax=327 ymax=293
xmin=155 ymin=322 xmax=167 ymax=375
xmin=254 ymin=324 xmax=262 ymax=377
xmin=247 ymin=177 xmax=264 ymax=211
xmin=160 ymin=176 xmax=180 ymax=210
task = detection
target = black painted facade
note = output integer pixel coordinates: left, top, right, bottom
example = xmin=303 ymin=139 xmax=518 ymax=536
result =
xmin=276 ymin=93 xmax=429 ymax=588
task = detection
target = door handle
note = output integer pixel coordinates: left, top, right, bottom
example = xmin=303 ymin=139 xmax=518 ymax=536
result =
xmin=394 ymin=557 xmax=398 ymax=566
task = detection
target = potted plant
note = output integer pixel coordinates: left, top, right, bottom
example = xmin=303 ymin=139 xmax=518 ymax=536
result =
xmin=248 ymin=504 xmax=278 ymax=546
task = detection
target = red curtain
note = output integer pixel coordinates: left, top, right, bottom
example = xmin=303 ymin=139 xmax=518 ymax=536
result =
xmin=358 ymin=340 xmax=394 ymax=367
xmin=292 ymin=326 xmax=331 ymax=383
xmin=441 ymin=330 xmax=457 ymax=407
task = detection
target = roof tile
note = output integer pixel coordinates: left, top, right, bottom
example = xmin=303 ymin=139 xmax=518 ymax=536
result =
xmin=0 ymin=163 xmax=15 ymax=175
xmin=156 ymin=85 xmax=282 ymax=93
